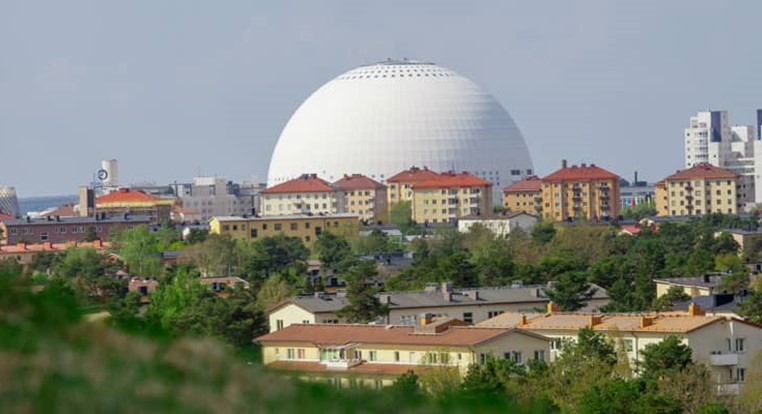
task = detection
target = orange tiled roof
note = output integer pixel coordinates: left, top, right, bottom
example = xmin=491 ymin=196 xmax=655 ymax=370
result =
xmin=502 ymin=176 xmax=542 ymax=193
xmin=518 ymin=311 xmax=724 ymax=333
xmin=386 ymin=166 xmax=440 ymax=183
xmin=96 ymin=188 xmax=161 ymax=204
xmin=333 ymin=174 xmax=385 ymax=191
xmin=41 ymin=203 xmax=77 ymax=217
xmin=261 ymin=174 xmax=334 ymax=194
xmin=0 ymin=240 xmax=109 ymax=254
xmin=542 ymin=164 xmax=619 ymax=182
xmin=413 ymin=172 xmax=492 ymax=189
xmin=0 ymin=211 xmax=15 ymax=221
xmin=663 ymin=163 xmax=738 ymax=181
xmin=256 ymin=323 xmax=514 ymax=347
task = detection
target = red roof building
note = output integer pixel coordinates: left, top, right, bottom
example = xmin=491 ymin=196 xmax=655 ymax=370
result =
xmin=332 ymin=174 xmax=385 ymax=191
xmin=502 ymin=175 xmax=542 ymax=193
xmin=333 ymin=174 xmax=387 ymax=223
xmin=542 ymin=163 xmax=619 ymax=182
xmin=386 ymin=166 xmax=439 ymax=183
xmin=94 ymin=188 xmax=175 ymax=223
xmin=662 ymin=163 xmax=738 ymax=181
xmin=261 ymin=174 xmax=334 ymax=194
xmin=655 ymin=163 xmax=741 ymax=217
xmin=502 ymin=176 xmax=543 ymax=215
xmin=540 ymin=161 xmax=621 ymax=222
xmin=413 ymin=171 xmax=492 ymax=189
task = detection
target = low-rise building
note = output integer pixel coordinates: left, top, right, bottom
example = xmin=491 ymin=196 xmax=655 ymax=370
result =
xmin=502 ymin=176 xmax=542 ymax=215
xmin=653 ymin=274 xmax=726 ymax=298
xmin=0 ymin=240 xmax=109 ymax=264
xmin=209 ymin=213 xmax=360 ymax=248
xmin=654 ymin=163 xmax=740 ymax=217
xmin=457 ymin=213 xmax=538 ymax=238
xmin=267 ymin=282 xmax=609 ymax=332
xmin=483 ymin=304 xmax=762 ymax=395
xmin=0 ymin=215 xmax=149 ymax=245
xmin=256 ymin=320 xmax=551 ymax=386
xmin=332 ymin=174 xmax=387 ymax=224
xmin=94 ymin=188 xmax=175 ymax=223
xmin=260 ymin=174 xmax=341 ymax=216
xmin=411 ymin=172 xmax=492 ymax=225
xmin=541 ymin=161 xmax=621 ymax=222
xmin=199 ymin=276 xmax=250 ymax=297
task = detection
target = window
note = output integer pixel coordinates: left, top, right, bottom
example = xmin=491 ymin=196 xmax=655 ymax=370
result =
xmin=394 ymin=351 xmax=400 ymax=362
xmin=287 ymin=349 xmax=296 ymax=359
xmin=487 ymin=310 xmax=504 ymax=318
xmin=550 ymin=339 xmax=562 ymax=350
xmin=276 ymin=320 xmax=284 ymax=331
xmin=315 ymin=227 xmax=322 ymax=235
xmin=297 ymin=349 xmax=305 ymax=359
xmin=512 ymin=351 xmax=522 ymax=363
xmin=274 ymin=223 xmax=282 ymax=231
xmin=369 ymin=351 xmax=377 ymax=362
xmin=463 ymin=312 xmax=473 ymax=323
xmin=250 ymin=229 xmax=258 ymax=238
xmin=305 ymin=222 xmax=310 ymax=229
xmin=622 ymin=339 xmax=634 ymax=353
xmin=262 ymin=223 xmax=268 ymax=230
xmin=480 ymin=353 xmax=488 ymax=364
xmin=222 ymin=225 xmax=229 ymax=231
xmin=290 ymin=223 xmax=297 ymax=230
xmin=39 ymin=232 xmax=49 ymax=241
xmin=737 ymin=368 xmax=746 ymax=382
xmin=735 ymin=338 xmax=745 ymax=352
xmin=354 ymin=350 xmax=362 ymax=360
xmin=534 ymin=350 xmax=545 ymax=361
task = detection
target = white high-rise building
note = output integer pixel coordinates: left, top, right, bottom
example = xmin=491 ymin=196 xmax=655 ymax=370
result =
xmin=0 ymin=186 xmax=20 ymax=217
xmin=684 ymin=110 xmax=761 ymax=208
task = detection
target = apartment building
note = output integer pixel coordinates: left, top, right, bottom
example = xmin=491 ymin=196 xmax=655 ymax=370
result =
xmin=267 ymin=282 xmax=609 ymax=333
xmin=256 ymin=320 xmax=551 ymax=386
xmin=411 ymin=172 xmax=492 ymax=225
xmin=260 ymin=174 xmax=342 ymax=216
xmin=502 ymin=175 xmax=542 ymax=215
xmin=482 ymin=304 xmax=762 ymax=395
xmin=89 ymin=188 xmax=174 ymax=223
xmin=540 ymin=161 xmax=620 ymax=222
xmin=172 ymin=176 xmax=258 ymax=223
xmin=654 ymin=163 xmax=740 ymax=216
xmin=653 ymin=274 xmax=727 ymax=299
xmin=0 ymin=214 xmax=149 ymax=245
xmin=209 ymin=213 xmax=359 ymax=248
xmin=386 ymin=166 xmax=440 ymax=208
xmin=332 ymin=174 xmax=387 ymax=223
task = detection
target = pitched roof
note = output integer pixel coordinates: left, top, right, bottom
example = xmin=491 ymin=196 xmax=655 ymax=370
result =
xmin=517 ymin=312 xmax=726 ymax=333
xmin=256 ymin=323 xmax=528 ymax=347
xmin=413 ymin=172 xmax=492 ymax=189
xmin=476 ymin=312 xmax=544 ymax=328
xmin=0 ymin=211 xmax=15 ymax=221
xmin=502 ymin=176 xmax=542 ymax=193
xmin=652 ymin=274 xmax=725 ymax=289
xmin=542 ymin=164 xmax=619 ymax=182
xmin=386 ymin=166 xmax=440 ymax=183
xmin=96 ymin=188 xmax=170 ymax=205
xmin=40 ymin=203 xmax=77 ymax=217
xmin=332 ymin=174 xmax=385 ymax=191
xmin=663 ymin=163 xmax=739 ymax=181
xmin=270 ymin=284 xmax=609 ymax=314
xmin=261 ymin=174 xmax=334 ymax=194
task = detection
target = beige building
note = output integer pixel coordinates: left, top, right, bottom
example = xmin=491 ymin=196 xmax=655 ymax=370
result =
xmin=260 ymin=174 xmax=342 ymax=216
xmin=209 ymin=214 xmax=359 ymax=248
xmin=502 ymin=176 xmax=542 ymax=215
xmin=541 ymin=161 xmax=620 ymax=222
xmin=256 ymin=320 xmax=551 ymax=385
xmin=486 ymin=304 xmax=762 ymax=395
xmin=653 ymin=274 xmax=726 ymax=299
xmin=410 ymin=172 xmax=493 ymax=225
xmin=332 ymin=174 xmax=387 ymax=224
xmin=386 ymin=166 xmax=440 ymax=208
xmin=267 ymin=282 xmax=609 ymax=333
xmin=654 ymin=163 xmax=740 ymax=216
xmin=457 ymin=213 xmax=538 ymax=238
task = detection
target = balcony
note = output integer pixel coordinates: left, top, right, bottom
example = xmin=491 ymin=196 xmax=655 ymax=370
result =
xmin=710 ymin=353 xmax=739 ymax=366
xmin=324 ymin=359 xmax=362 ymax=370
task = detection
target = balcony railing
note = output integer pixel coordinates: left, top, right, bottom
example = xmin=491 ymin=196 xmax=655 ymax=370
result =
xmin=710 ymin=353 xmax=739 ymax=366
xmin=324 ymin=359 xmax=362 ymax=370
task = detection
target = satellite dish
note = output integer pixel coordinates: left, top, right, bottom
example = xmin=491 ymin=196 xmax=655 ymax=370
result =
xmin=97 ymin=169 xmax=109 ymax=181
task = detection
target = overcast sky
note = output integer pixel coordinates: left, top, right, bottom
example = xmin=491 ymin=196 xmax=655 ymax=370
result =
xmin=2 ymin=1 xmax=762 ymax=196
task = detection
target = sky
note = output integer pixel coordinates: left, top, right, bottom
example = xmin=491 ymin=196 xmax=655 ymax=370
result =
xmin=2 ymin=1 xmax=762 ymax=197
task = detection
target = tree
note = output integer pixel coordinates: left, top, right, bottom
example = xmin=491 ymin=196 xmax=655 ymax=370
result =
xmin=84 ymin=225 xmax=98 ymax=242
xmin=389 ymin=200 xmax=414 ymax=233
xmin=578 ymin=378 xmax=644 ymax=414
xmin=639 ymin=335 xmax=693 ymax=381
xmin=182 ymin=234 xmax=251 ymax=277
xmin=353 ymin=229 xmax=393 ymax=256
xmin=314 ymin=231 xmax=352 ymax=272
xmin=337 ymin=261 xmax=386 ymax=323
xmin=145 ymin=267 xmax=205 ymax=329
xmin=52 ymin=247 xmax=119 ymax=301
xmin=739 ymin=349 xmax=762 ymax=413
xmin=543 ymin=271 xmax=597 ymax=311
xmin=437 ymin=251 xmax=478 ymax=288
xmin=388 ymin=370 xmax=421 ymax=397
xmin=185 ymin=228 xmax=209 ymax=245
xmin=460 ymin=357 xmax=523 ymax=396
xmin=249 ymin=235 xmax=308 ymax=278
xmin=256 ymin=273 xmax=294 ymax=309
xmin=531 ymin=221 xmax=556 ymax=244
xmin=651 ymin=285 xmax=691 ymax=311
xmin=738 ymin=284 xmax=762 ymax=323
xmin=117 ymin=226 xmax=161 ymax=276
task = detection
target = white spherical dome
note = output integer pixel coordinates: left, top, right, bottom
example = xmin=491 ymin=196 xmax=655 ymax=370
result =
xmin=267 ymin=60 xmax=534 ymax=199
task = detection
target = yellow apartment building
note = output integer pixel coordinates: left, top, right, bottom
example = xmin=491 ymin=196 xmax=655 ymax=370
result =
xmin=209 ymin=213 xmax=359 ymax=248
xmin=541 ymin=161 xmax=620 ymax=222
xmin=410 ymin=172 xmax=492 ymax=225
xmin=654 ymin=163 xmax=740 ymax=216
xmin=256 ymin=320 xmax=551 ymax=386
xmin=332 ymin=174 xmax=387 ymax=223
xmin=653 ymin=274 xmax=724 ymax=299
xmin=502 ymin=175 xmax=542 ymax=215
xmin=386 ymin=166 xmax=440 ymax=209
xmin=260 ymin=174 xmax=342 ymax=216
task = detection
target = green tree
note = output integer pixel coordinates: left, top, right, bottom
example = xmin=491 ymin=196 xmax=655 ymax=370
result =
xmin=651 ymin=285 xmax=691 ymax=311
xmin=52 ymin=247 xmax=120 ymax=301
xmin=531 ymin=221 xmax=556 ymax=244
xmin=543 ymin=271 xmax=597 ymax=311
xmin=182 ymin=234 xmax=251 ymax=277
xmin=84 ymin=225 xmax=98 ymax=242
xmin=460 ymin=357 xmax=523 ymax=396
xmin=145 ymin=267 xmax=205 ymax=329
xmin=185 ymin=228 xmax=209 ymax=245
xmin=578 ymin=378 xmax=643 ymax=414
xmin=249 ymin=234 xmax=309 ymax=278
xmin=256 ymin=273 xmax=294 ymax=309
xmin=315 ymin=231 xmax=352 ymax=272
xmin=337 ymin=261 xmax=386 ymax=323
xmin=738 ymin=284 xmax=762 ymax=323
xmin=117 ymin=226 xmax=161 ymax=276
xmin=639 ymin=335 xmax=693 ymax=381
xmin=389 ymin=200 xmax=414 ymax=233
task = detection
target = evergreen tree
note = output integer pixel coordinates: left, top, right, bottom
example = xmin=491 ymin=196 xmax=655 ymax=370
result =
xmin=543 ymin=271 xmax=597 ymax=311
xmin=337 ymin=261 xmax=386 ymax=323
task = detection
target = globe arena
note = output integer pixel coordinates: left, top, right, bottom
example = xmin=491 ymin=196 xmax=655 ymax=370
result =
xmin=267 ymin=60 xmax=534 ymax=200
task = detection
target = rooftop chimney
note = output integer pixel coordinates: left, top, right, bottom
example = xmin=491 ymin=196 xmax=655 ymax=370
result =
xmin=688 ymin=302 xmax=705 ymax=316
xmin=561 ymin=159 xmax=568 ymax=169
xmin=589 ymin=315 xmax=603 ymax=327
xmin=547 ymin=301 xmax=560 ymax=314
xmin=419 ymin=313 xmax=433 ymax=326
xmin=441 ymin=282 xmax=453 ymax=293
xmin=640 ymin=316 xmax=654 ymax=328
xmin=519 ymin=314 xmax=528 ymax=326
xmin=466 ymin=290 xmax=480 ymax=301
xmin=703 ymin=274 xmax=711 ymax=283
xmin=379 ymin=294 xmax=391 ymax=305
